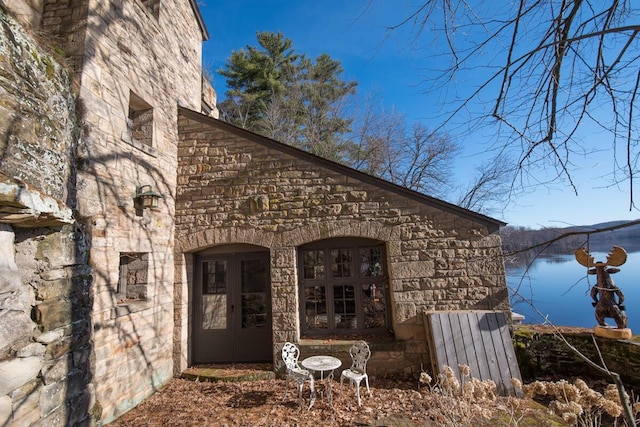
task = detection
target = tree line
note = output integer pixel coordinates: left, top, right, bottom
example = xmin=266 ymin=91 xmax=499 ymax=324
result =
xmin=500 ymin=220 xmax=640 ymax=261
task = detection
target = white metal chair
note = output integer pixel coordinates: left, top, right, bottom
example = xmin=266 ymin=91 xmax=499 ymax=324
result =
xmin=281 ymin=342 xmax=316 ymax=409
xmin=340 ymin=340 xmax=371 ymax=406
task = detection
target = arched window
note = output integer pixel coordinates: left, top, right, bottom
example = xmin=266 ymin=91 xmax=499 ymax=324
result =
xmin=298 ymin=238 xmax=389 ymax=336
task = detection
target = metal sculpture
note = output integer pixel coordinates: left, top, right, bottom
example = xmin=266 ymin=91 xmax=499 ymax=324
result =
xmin=575 ymin=246 xmax=628 ymax=329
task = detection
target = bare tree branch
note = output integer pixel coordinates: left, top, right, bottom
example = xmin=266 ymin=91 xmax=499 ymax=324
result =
xmin=392 ymin=1 xmax=640 ymax=207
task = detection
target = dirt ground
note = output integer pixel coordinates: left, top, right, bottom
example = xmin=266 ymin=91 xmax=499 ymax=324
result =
xmin=107 ymin=373 xmax=563 ymax=427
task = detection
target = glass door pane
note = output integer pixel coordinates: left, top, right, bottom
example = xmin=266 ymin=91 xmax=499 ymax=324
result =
xmin=202 ymin=260 xmax=228 ymax=330
xmin=240 ymin=259 xmax=268 ymax=329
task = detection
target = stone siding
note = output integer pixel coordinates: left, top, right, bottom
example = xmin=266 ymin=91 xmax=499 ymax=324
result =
xmin=175 ymin=112 xmax=509 ymax=374
xmin=63 ymin=1 xmax=205 ymax=423
xmin=2 ymin=0 xmax=208 ymax=424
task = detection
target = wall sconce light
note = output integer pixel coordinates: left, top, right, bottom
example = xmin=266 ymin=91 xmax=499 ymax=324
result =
xmin=135 ymin=185 xmax=162 ymax=210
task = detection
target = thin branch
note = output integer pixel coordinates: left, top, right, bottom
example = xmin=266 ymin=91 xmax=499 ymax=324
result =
xmin=628 ymin=68 xmax=640 ymax=210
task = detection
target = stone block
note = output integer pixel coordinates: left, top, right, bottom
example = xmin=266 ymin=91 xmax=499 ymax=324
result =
xmin=0 ymin=357 xmax=42 ymax=395
xmin=33 ymin=405 xmax=66 ymax=427
xmin=0 ymin=303 xmax=35 ymax=350
xmin=394 ymin=323 xmax=425 ymax=341
xmin=33 ymin=298 xmax=73 ymax=331
xmin=39 ymin=380 xmax=66 ymax=417
xmin=0 ymin=268 xmax=21 ymax=294
xmin=594 ymin=326 xmax=632 ymax=339
xmin=34 ymin=276 xmax=72 ymax=300
xmin=0 ymin=224 xmax=17 ymax=266
xmin=35 ymin=225 xmax=87 ymax=268
xmin=16 ymin=342 xmax=46 ymax=358
xmin=36 ymin=328 xmax=64 ymax=345
xmin=41 ymin=354 xmax=71 ymax=385
xmin=0 ymin=395 xmax=11 ymax=426
xmin=67 ymin=387 xmax=93 ymax=426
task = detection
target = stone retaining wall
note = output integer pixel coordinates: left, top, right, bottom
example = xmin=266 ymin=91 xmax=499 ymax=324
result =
xmin=297 ymin=338 xmax=413 ymax=377
xmin=514 ymin=326 xmax=640 ymax=392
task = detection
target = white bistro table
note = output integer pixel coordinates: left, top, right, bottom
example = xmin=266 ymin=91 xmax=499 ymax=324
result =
xmin=301 ymin=355 xmax=342 ymax=409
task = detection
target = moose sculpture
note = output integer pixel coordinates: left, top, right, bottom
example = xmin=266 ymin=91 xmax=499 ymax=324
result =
xmin=575 ymin=246 xmax=628 ymax=330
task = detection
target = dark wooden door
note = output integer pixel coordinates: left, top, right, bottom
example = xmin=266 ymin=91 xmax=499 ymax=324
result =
xmin=193 ymin=252 xmax=272 ymax=363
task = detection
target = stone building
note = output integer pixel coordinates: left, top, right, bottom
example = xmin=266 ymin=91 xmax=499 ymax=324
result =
xmin=174 ymin=110 xmax=508 ymax=375
xmin=0 ymin=1 xmax=508 ymax=425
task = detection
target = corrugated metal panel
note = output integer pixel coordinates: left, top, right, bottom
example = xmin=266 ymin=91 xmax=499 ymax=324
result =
xmin=424 ymin=311 xmax=523 ymax=396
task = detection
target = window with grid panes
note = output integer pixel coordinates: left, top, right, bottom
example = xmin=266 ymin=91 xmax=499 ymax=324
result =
xmin=299 ymin=238 xmax=389 ymax=335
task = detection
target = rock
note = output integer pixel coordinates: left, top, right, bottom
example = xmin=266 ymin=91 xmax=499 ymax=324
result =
xmin=594 ymin=325 xmax=632 ymax=339
xmin=0 ymin=357 xmax=42 ymax=395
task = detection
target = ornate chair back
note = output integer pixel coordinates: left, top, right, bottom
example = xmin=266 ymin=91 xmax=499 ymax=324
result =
xmin=349 ymin=340 xmax=371 ymax=373
xmin=282 ymin=342 xmax=301 ymax=371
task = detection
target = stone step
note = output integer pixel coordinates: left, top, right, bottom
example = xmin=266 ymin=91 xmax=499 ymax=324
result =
xmin=180 ymin=364 xmax=275 ymax=383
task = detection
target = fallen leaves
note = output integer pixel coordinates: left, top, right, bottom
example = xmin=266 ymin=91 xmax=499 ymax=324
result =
xmin=108 ymin=375 xmax=562 ymax=426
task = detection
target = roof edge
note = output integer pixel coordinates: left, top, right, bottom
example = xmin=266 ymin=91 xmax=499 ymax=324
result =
xmin=188 ymin=0 xmax=209 ymax=41
xmin=177 ymin=107 xmax=507 ymax=233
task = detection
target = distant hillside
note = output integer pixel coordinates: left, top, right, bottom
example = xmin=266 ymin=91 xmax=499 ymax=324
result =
xmin=500 ymin=219 xmax=640 ymax=256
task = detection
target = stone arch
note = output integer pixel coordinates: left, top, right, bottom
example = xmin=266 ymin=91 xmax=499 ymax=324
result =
xmin=174 ymin=227 xmax=275 ymax=371
xmin=280 ymin=219 xmax=401 ymax=339
xmin=176 ymin=226 xmax=276 ymax=253
xmin=277 ymin=218 xmax=401 ymax=248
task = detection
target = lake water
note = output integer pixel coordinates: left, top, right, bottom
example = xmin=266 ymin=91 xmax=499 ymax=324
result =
xmin=507 ymin=250 xmax=640 ymax=332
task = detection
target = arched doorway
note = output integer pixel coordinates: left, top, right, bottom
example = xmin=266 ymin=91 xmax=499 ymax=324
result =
xmin=192 ymin=245 xmax=272 ymax=363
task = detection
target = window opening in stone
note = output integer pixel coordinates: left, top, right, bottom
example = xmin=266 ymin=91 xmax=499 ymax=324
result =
xmin=299 ymin=239 xmax=389 ymax=336
xmin=117 ymin=252 xmax=149 ymax=303
xmin=140 ymin=0 xmax=160 ymax=19
xmin=128 ymin=92 xmax=153 ymax=147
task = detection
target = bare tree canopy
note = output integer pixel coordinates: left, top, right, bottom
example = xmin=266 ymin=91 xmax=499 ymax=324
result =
xmin=348 ymin=103 xmax=461 ymax=198
xmin=217 ymin=32 xmax=465 ymax=200
xmin=387 ymin=0 xmax=640 ymax=209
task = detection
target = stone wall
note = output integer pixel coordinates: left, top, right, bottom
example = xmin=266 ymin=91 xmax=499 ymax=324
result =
xmin=0 ymin=7 xmax=96 ymax=426
xmin=0 ymin=0 xmax=43 ymax=28
xmin=2 ymin=0 xmax=209 ymax=424
xmin=1 ymin=225 xmax=95 ymax=427
xmin=514 ymin=326 xmax=640 ymax=392
xmin=61 ymin=1 xmax=205 ymax=423
xmin=175 ymin=111 xmax=509 ymax=374
xmin=0 ymin=5 xmax=77 ymax=204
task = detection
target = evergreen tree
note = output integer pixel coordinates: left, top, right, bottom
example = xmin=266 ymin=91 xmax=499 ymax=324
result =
xmin=217 ymin=31 xmax=356 ymax=161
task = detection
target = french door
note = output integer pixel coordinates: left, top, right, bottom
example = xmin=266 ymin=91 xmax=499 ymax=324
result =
xmin=193 ymin=251 xmax=272 ymax=363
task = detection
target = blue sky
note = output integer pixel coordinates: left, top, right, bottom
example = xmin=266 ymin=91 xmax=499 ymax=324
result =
xmin=197 ymin=1 xmax=640 ymax=229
